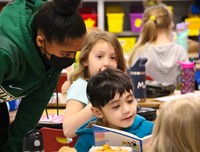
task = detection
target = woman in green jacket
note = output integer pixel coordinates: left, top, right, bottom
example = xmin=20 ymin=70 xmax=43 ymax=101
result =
xmin=0 ymin=0 xmax=86 ymax=151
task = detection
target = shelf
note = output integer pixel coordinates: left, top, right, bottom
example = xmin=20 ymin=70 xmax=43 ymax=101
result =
xmin=1 ymin=0 xmax=193 ymax=35
xmin=115 ymin=31 xmax=139 ymax=37
xmin=83 ymin=0 xmax=193 ymax=32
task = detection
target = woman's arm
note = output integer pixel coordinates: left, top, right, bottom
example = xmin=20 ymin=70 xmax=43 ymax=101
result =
xmin=62 ymin=100 xmax=93 ymax=138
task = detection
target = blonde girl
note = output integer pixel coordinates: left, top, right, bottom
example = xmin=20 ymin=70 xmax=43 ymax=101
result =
xmin=148 ymin=96 xmax=200 ymax=152
xmin=63 ymin=30 xmax=126 ymax=138
xmin=128 ymin=4 xmax=188 ymax=84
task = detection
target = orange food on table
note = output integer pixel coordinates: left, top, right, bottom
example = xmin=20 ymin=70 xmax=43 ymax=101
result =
xmin=95 ymin=144 xmax=129 ymax=152
xmin=58 ymin=146 xmax=77 ymax=152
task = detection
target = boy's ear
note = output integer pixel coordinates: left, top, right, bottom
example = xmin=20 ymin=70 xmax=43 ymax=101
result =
xmin=36 ymin=36 xmax=44 ymax=47
xmin=91 ymin=107 xmax=104 ymax=119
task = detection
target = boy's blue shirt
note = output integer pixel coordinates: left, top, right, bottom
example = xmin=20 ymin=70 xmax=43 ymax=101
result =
xmin=75 ymin=114 xmax=154 ymax=152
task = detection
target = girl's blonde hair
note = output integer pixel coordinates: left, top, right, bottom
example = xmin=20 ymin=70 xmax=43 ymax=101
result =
xmin=143 ymin=0 xmax=162 ymax=9
xmin=70 ymin=30 xmax=126 ymax=82
xmin=148 ymin=97 xmax=200 ymax=152
xmin=128 ymin=4 xmax=172 ymax=67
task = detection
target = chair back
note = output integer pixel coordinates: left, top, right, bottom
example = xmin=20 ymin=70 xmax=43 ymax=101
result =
xmin=40 ymin=127 xmax=78 ymax=152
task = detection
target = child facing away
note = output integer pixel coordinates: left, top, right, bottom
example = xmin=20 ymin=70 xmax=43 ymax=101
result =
xmin=75 ymin=68 xmax=154 ymax=152
xmin=128 ymin=4 xmax=189 ymax=85
xmin=62 ymin=30 xmax=126 ymax=138
xmin=148 ymin=96 xmax=200 ymax=152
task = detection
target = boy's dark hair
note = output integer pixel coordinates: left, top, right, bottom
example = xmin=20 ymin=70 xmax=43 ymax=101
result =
xmin=87 ymin=68 xmax=134 ymax=109
xmin=34 ymin=0 xmax=86 ymax=43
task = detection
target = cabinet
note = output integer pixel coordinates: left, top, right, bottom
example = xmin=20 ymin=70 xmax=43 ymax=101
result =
xmin=83 ymin=0 xmax=193 ymax=35
xmin=1 ymin=0 xmax=193 ymax=34
xmin=82 ymin=0 xmax=194 ymax=64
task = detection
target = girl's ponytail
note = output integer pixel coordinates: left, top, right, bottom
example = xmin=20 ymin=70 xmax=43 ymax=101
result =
xmin=140 ymin=15 xmax=158 ymax=45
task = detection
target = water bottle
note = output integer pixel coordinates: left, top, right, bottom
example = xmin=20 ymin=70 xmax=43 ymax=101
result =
xmin=176 ymin=22 xmax=189 ymax=52
xmin=129 ymin=57 xmax=148 ymax=102
xmin=178 ymin=61 xmax=195 ymax=94
xmin=23 ymin=130 xmax=44 ymax=152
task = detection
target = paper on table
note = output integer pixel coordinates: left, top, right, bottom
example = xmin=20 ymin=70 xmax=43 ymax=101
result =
xmin=39 ymin=114 xmax=64 ymax=124
xmin=154 ymin=91 xmax=200 ymax=102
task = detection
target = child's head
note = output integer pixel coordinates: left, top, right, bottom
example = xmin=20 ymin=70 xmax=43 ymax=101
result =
xmin=87 ymin=68 xmax=137 ymax=130
xmin=149 ymin=97 xmax=200 ymax=152
xmin=128 ymin=4 xmax=173 ymax=67
xmin=140 ymin=4 xmax=173 ymax=45
xmin=70 ymin=30 xmax=126 ymax=81
xmin=143 ymin=0 xmax=162 ymax=9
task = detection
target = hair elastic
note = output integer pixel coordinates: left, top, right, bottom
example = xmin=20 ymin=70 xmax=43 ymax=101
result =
xmin=149 ymin=15 xmax=156 ymax=21
xmin=148 ymin=1 xmax=156 ymax=6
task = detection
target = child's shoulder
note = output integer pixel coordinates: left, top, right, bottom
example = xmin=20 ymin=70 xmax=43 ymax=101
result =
xmin=66 ymin=78 xmax=88 ymax=99
xmin=76 ymin=117 xmax=97 ymax=135
xmin=133 ymin=115 xmax=154 ymax=137
xmin=71 ymin=78 xmax=88 ymax=87
xmin=134 ymin=114 xmax=154 ymax=129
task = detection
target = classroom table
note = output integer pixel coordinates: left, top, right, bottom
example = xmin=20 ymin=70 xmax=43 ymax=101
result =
xmin=188 ymin=51 xmax=198 ymax=60
xmin=48 ymin=89 xmax=200 ymax=110
xmin=43 ymin=108 xmax=65 ymax=115
xmin=11 ymin=90 xmax=199 ymax=124
xmin=48 ymin=92 xmax=163 ymax=109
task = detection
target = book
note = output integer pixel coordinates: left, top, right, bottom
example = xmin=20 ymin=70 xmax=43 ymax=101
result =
xmin=92 ymin=124 xmax=152 ymax=152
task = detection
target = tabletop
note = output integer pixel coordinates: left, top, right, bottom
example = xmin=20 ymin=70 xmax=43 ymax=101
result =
xmin=48 ymin=90 xmax=200 ymax=109
xmin=10 ymin=90 xmax=199 ymax=124
xmin=48 ymin=92 xmax=163 ymax=109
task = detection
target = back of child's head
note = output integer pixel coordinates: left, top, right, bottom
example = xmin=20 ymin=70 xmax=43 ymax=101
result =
xmin=70 ymin=31 xmax=126 ymax=81
xmin=140 ymin=4 xmax=172 ymax=45
xmin=128 ymin=3 xmax=172 ymax=67
xmin=86 ymin=68 xmax=133 ymax=109
xmin=143 ymin=0 xmax=162 ymax=9
xmin=149 ymin=97 xmax=200 ymax=152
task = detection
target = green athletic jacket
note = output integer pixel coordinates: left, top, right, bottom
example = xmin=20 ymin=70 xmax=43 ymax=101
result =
xmin=0 ymin=0 xmax=62 ymax=151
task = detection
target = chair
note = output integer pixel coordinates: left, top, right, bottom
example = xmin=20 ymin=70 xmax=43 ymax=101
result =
xmin=40 ymin=127 xmax=78 ymax=152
